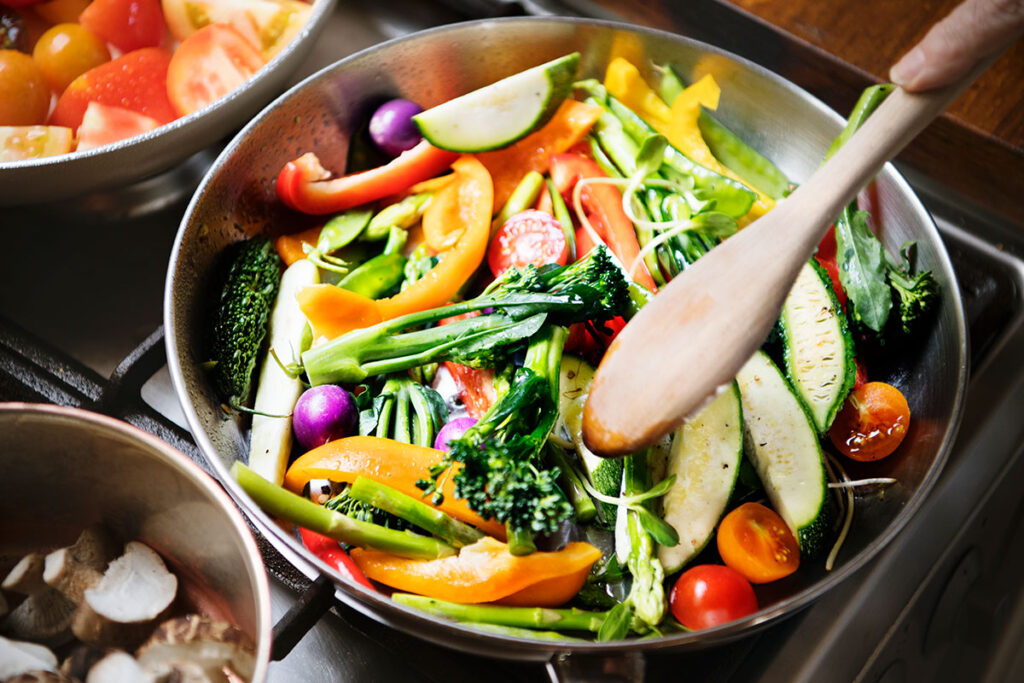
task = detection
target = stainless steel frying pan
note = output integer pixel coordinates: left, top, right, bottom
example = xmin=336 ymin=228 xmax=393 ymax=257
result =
xmin=164 ymin=17 xmax=967 ymax=676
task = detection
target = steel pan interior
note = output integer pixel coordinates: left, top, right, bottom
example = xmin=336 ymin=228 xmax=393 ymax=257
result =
xmin=0 ymin=403 xmax=274 ymax=681
xmin=165 ymin=17 xmax=967 ymax=661
xmin=0 ymin=0 xmax=337 ymax=206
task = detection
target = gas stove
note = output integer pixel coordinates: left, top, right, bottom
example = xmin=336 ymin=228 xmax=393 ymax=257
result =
xmin=2 ymin=2 xmax=1022 ymax=681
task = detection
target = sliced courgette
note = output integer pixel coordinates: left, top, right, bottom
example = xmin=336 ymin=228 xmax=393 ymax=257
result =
xmin=554 ymin=354 xmax=623 ymax=526
xmin=780 ymin=260 xmax=855 ymax=433
xmin=413 ymin=53 xmax=580 ymax=153
xmin=657 ymin=382 xmax=743 ymax=574
xmin=248 ymin=259 xmax=319 ymax=485
xmin=736 ymin=351 xmax=829 ymax=557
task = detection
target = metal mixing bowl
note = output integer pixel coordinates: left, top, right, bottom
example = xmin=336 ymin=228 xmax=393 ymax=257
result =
xmin=0 ymin=403 xmax=273 ymax=681
xmin=164 ymin=16 xmax=966 ymax=673
xmin=0 ymin=0 xmax=337 ymax=206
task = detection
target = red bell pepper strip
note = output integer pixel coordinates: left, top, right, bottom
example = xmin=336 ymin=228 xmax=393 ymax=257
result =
xmin=549 ymin=153 xmax=657 ymax=291
xmin=299 ymin=528 xmax=375 ymax=590
xmin=276 ymin=140 xmax=459 ymax=215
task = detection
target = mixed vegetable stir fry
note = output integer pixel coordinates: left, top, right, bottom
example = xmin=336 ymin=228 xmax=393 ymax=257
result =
xmin=213 ymin=52 xmax=939 ymax=638
xmin=0 ymin=0 xmax=314 ymax=160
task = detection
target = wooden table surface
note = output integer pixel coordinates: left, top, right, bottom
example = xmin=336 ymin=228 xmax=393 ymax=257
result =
xmin=582 ymin=0 xmax=1023 ymax=226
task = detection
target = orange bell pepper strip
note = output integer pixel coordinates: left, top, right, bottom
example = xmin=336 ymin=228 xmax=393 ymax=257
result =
xmin=549 ymin=153 xmax=657 ymax=291
xmin=297 ymin=284 xmax=383 ymax=342
xmin=375 ymin=155 xmax=493 ymax=321
xmin=275 ymin=225 xmax=324 ymax=266
xmin=350 ymin=535 xmax=601 ymax=605
xmin=284 ymin=436 xmax=505 ymax=538
xmin=477 ymin=100 xmax=603 ymax=213
xmin=276 ymin=140 xmax=459 ymax=215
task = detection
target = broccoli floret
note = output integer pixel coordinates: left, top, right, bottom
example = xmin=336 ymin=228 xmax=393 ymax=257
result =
xmin=889 ymin=265 xmax=939 ymax=336
xmin=209 ymin=238 xmax=281 ymax=405
xmin=417 ymin=325 xmax=573 ymax=554
xmin=301 ymin=246 xmax=628 ymax=386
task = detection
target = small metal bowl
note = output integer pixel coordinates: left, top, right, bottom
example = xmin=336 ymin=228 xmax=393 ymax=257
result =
xmin=0 ymin=403 xmax=273 ymax=681
xmin=0 ymin=0 xmax=337 ymax=206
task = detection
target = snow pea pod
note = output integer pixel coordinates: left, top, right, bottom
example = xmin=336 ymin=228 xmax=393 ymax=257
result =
xmin=338 ymin=252 xmax=407 ymax=299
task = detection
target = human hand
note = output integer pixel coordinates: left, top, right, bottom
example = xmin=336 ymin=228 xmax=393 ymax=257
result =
xmin=890 ymin=0 xmax=1024 ymax=91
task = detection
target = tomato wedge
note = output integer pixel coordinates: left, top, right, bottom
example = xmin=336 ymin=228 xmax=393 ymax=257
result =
xmin=76 ymin=101 xmax=161 ymax=151
xmin=166 ymin=23 xmax=265 ymax=118
xmin=669 ymin=564 xmax=758 ymax=630
xmin=487 ymin=209 xmax=569 ymax=278
xmin=716 ymin=502 xmax=800 ymax=584
xmin=829 ymin=381 xmax=910 ymax=461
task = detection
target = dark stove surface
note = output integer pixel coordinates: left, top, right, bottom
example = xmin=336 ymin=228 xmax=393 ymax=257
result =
xmin=2 ymin=2 xmax=1023 ymax=682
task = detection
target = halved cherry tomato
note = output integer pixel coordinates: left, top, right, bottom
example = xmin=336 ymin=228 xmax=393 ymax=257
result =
xmin=79 ymin=0 xmax=166 ymax=53
xmin=50 ymin=47 xmax=177 ymax=130
xmin=669 ymin=564 xmax=758 ymax=630
xmin=829 ymin=381 xmax=910 ymax=461
xmin=161 ymin=0 xmax=313 ymax=59
xmin=487 ymin=209 xmax=569 ymax=278
xmin=0 ymin=125 xmax=73 ymax=161
xmin=76 ymin=101 xmax=161 ymax=151
xmin=166 ymin=23 xmax=265 ymax=118
xmin=716 ymin=503 xmax=799 ymax=584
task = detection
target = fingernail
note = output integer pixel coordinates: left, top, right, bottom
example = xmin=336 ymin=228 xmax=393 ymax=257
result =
xmin=890 ymin=47 xmax=925 ymax=86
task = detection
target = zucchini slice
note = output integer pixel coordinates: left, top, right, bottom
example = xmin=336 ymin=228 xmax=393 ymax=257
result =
xmin=413 ymin=53 xmax=580 ymax=153
xmin=736 ymin=351 xmax=829 ymax=557
xmin=657 ymin=382 xmax=743 ymax=574
xmin=248 ymin=259 xmax=319 ymax=485
xmin=555 ymin=354 xmax=623 ymax=525
xmin=780 ymin=260 xmax=855 ymax=433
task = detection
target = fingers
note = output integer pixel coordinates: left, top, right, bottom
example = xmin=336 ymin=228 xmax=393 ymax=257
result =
xmin=889 ymin=0 xmax=1024 ymax=91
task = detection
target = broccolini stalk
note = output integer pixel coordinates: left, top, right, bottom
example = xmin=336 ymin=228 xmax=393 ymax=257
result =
xmin=393 ymin=594 xmax=608 ymax=633
xmin=620 ymin=451 xmax=666 ymax=628
xmin=361 ymin=375 xmax=448 ymax=448
xmin=418 ymin=324 xmax=573 ymax=556
xmin=301 ymin=246 xmax=628 ymax=385
xmin=347 ymin=476 xmax=483 ymax=548
xmin=232 ymin=462 xmax=455 ymax=560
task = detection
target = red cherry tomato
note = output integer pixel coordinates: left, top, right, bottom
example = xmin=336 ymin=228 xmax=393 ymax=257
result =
xmin=487 ymin=209 xmax=569 ymax=278
xmin=165 ymin=23 xmax=264 ymax=117
xmin=669 ymin=564 xmax=758 ymax=630
xmin=716 ymin=503 xmax=800 ymax=584
xmin=79 ymin=0 xmax=166 ymax=52
xmin=50 ymin=47 xmax=177 ymax=130
xmin=829 ymin=381 xmax=910 ymax=461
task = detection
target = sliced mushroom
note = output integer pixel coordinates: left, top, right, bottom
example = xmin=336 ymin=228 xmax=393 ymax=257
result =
xmin=62 ymin=526 xmax=119 ymax=574
xmin=0 ymin=635 xmax=57 ymax=680
xmin=58 ymin=644 xmax=108 ymax=681
xmin=83 ymin=650 xmax=153 ymax=683
xmin=136 ymin=615 xmax=255 ymax=683
xmin=0 ymin=557 xmax=74 ymax=646
xmin=71 ymin=543 xmax=177 ymax=650
xmin=42 ymin=550 xmax=102 ymax=605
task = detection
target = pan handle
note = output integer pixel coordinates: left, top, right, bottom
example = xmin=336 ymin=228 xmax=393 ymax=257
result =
xmin=545 ymin=651 xmax=644 ymax=682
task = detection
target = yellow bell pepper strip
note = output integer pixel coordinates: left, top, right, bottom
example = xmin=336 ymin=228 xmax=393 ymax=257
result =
xmin=350 ymin=535 xmax=602 ymax=605
xmin=284 ymin=435 xmax=506 ymax=538
xmin=477 ymin=99 xmax=603 ymax=213
xmin=375 ymin=155 xmax=493 ymax=321
xmin=603 ymin=58 xmax=774 ymax=222
xmin=275 ymin=225 xmax=323 ymax=266
xmin=276 ymin=140 xmax=459 ymax=215
xmin=297 ymin=284 xmax=383 ymax=342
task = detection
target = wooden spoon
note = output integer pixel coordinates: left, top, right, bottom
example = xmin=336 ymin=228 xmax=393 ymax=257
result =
xmin=582 ymin=57 xmax=998 ymax=457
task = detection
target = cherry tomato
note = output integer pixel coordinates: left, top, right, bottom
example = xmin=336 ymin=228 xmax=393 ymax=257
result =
xmin=829 ymin=381 xmax=910 ymax=461
xmin=79 ymin=0 xmax=165 ymax=52
xmin=50 ymin=47 xmax=177 ymax=131
xmin=76 ymin=100 xmax=160 ymax=150
xmin=33 ymin=0 xmax=91 ymax=24
xmin=166 ymin=23 xmax=264 ymax=117
xmin=0 ymin=49 xmax=49 ymax=125
xmin=33 ymin=23 xmax=110 ymax=92
xmin=0 ymin=124 xmax=73 ymax=161
xmin=669 ymin=564 xmax=758 ymax=630
xmin=716 ymin=502 xmax=800 ymax=584
xmin=488 ymin=209 xmax=569 ymax=277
